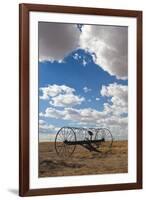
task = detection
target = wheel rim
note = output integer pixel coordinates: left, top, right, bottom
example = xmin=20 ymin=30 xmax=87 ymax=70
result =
xmin=55 ymin=127 xmax=76 ymax=158
xmin=94 ymin=128 xmax=113 ymax=153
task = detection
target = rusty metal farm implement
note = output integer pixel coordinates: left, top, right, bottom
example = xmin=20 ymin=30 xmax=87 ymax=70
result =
xmin=55 ymin=127 xmax=113 ymax=158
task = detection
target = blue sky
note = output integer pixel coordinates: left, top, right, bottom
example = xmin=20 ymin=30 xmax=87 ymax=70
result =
xmin=38 ymin=22 xmax=128 ymax=141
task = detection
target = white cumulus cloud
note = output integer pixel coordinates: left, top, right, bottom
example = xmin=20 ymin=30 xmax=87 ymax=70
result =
xmin=50 ymin=93 xmax=85 ymax=107
xmin=40 ymin=107 xmax=104 ymax=124
xmin=40 ymin=107 xmax=64 ymax=119
xmin=40 ymin=83 xmax=128 ymax=123
xmin=39 ymin=84 xmax=75 ymax=100
xmin=39 ymin=120 xmax=60 ymax=134
xmin=40 ymin=84 xmax=85 ymax=107
xmin=80 ymin=25 xmax=128 ymax=79
xmin=101 ymin=83 xmax=128 ymax=116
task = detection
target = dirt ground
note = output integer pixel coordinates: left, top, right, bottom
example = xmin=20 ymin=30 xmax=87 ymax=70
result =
xmin=39 ymin=140 xmax=128 ymax=177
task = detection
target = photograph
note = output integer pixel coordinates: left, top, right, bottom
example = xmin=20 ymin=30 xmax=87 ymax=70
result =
xmin=38 ymin=22 xmax=128 ymax=177
xmin=19 ymin=4 xmax=142 ymax=196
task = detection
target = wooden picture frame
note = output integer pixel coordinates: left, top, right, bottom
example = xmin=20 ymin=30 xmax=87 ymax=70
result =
xmin=19 ymin=3 xmax=142 ymax=197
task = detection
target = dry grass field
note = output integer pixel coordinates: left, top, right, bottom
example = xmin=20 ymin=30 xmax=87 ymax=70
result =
xmin=39 ymin=140 xmax=128 ymax=177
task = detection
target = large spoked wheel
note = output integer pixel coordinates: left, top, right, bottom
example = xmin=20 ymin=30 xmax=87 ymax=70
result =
xmin=94 ymin=128 xmax=113 ymax=153
xmin=55 ymin=127 xmax=77 ymax=158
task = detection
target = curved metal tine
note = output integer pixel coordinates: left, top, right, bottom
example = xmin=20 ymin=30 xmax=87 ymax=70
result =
xmin=64 ymin=127 xmax=68 ymax=141
xmin=65 ymin=128 xmax=69 ymax=139
xmin=66 ymin=128 xmax=70 ymax=140
xmin=65 ymin=129 xmax=74 ymax=156
xmin=71 ymin=129 xmax=76 ymax=141
xmin=58 ymin=130 xmax=64 ymax=141
xmin=58 ymin=131 xmax=64 ymax=142
xmin=107 ymin=130 xmax=112 ymax=141
xmin=66 ymin=128 xmax=72 ymax=141
xmin=69 ymin=132 xmax=74 ymax=141
xmin=67 ymin=128 xmax=72 ymax=140
xmin=63 ymin=128 xmax=66 ymax=140
xmin=102 ymin=128 xmax=106 ymax=139
xmin=77 ymin=128 xmax=81 ymax=140
xmin=65 ymin=127 xmax=69 ymax=140
xmin=96 ymin=129 xmax=101 ymax=141
xmin=65 ymin=128 xmax=68 ymax=140
xmin=83 ymin=129 xmax=87 ymax=140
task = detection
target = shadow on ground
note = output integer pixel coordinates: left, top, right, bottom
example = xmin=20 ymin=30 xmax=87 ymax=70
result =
xmin=40 ymin=160 xmax=84 ymax=169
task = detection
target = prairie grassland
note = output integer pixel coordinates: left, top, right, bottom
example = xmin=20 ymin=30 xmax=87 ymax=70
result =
xmin=39 ymin=140 xmax=128 ymax=177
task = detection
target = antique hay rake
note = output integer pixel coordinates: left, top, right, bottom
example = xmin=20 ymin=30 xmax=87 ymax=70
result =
xmin=55 ymin=127 xmax=113 ymax=158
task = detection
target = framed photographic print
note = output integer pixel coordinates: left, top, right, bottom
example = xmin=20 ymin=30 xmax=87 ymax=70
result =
xmin=19 ymin=3 xmax=142 ymax=196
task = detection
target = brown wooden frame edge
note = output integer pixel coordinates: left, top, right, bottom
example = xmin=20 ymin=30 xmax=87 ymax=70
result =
xmin=19 ymin=3 xmax=143 ymax=197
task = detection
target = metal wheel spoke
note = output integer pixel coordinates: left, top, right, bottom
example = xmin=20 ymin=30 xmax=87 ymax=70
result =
xmin=55 ymin=127 xmax=77 ymax=158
